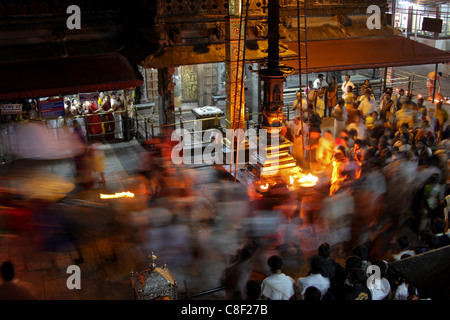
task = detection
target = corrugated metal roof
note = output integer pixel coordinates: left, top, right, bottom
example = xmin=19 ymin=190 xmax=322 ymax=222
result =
xmin=282 ymin=35 xmax=450 ymax=73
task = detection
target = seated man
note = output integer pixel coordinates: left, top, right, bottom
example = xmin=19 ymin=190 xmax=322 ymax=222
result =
xmin=261 ymin=255 xmax=296 ymax=300
xmin=298 ymin=255 xmax=330 ymax=299
xmin=391 ymin=236 xmax=416 ymax=261
xmin=357 ymin=89 xmax=378 ymax=119
xmin=429 ymin=218 xmax=450 ymax=249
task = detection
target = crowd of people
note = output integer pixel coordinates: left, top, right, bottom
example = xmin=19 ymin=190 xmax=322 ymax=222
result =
xmin=216 ymin=73 xmax=450 ymax=301
xmin=65 ymin=91 xmax=128 ymax=142
xmin=221 ymin=219 xmax=450 ymax=300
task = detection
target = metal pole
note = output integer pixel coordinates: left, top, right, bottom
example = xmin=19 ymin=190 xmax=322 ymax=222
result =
xmin=297 ymin=0 xmax=305 ymax=166
xmin=84 ymin=114 xmax=90 ymax=142
xmin=383 ymin=67 xmax=388 ymax=93
xmin=229 ymin=0 xmax=245 ymax=175
xmin=234 ymin=0 xmax=250 ymax=182
xmin=304 ymin=0 xmax=311 ymax=170
xmin=407 ymin=76 xmax=411 ymax=96
xmin=144 ymin=116 xmax=148 ymax=140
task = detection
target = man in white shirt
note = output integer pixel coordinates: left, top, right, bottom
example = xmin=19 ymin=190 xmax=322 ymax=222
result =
xmin=341 ymin=74 xmax=354 ymax=97
xmin=261 ymin=255 xmax=296 ymax=300
xmin=391 ymin=236 xmax=416 ymax=261
xmin=368 ymin=260 xmax=391 ymax=300
xmin=313 ymin=74 xmax=328 ymax=91
xmin=297 ymin=256 xmax=330 ymax=299
xmin=357 ymin=89 xmax=378 ymax=119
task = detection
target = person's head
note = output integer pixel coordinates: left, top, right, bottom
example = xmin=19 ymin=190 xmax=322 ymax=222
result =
xmin=345 ymin=74 xmax=350 ymax=81
xmin=354 ymin=139 xmax=365 ymax=150
xmin=345 ymin=256 xmax=362 ymax=270
xmin=338 ymin=98 xmax=345 ymax=107
xmin=372 ymin=260 xmax=387 ymax=278
xmin=347 ymin=86 xmax=353 ymax=93
xmin=267 ymin=255 xmax=283 ymax=273
xmin=294 ymin=116 xmax=300 ymax=125
xmin=0 ymin=261 xmax=14 ymax=282
xmin=364 ymin=89 xmax=371 ymax=97
xmin=309 ymin=255 xmax=325 ymax=276
xmin=348 ymin=128 xmax=358 ymax=139
xmin=308 ymin=103 xmax=314 ymax=111
xmin=371 ymin=111 xmax=378 ymax=119
xmin=318 ymin=243 xmax=331 ymax=259
xmin=433 ymin=218 xmax=446 ymax=234
xmin=318 ymin=74 xmax=324 ymax=80
xmin=246 ymin=281 xmax=261 ymax=300
xmin=364 ymin=79 xmax=370 ymax=86
xmin=352 ymin=246 xmax=369 ymax=261
xmin=304 ymin=286 xmax=322 ymax=300
xmin=324 ymin=130 xmax=333 ymax=140
xmin=399 ymin=89 xmax=405 ymax=96
xmin=308 ymin=81 xmax=313 ymax=87
xmin=405 ymin=95 xmax=412 ymax=103
xmin=347 ymin=268 xmax=366 ymax=285
xmin=398 ymin=236 xmax=410 ymax=250
xmin=401 ymin=122 xmax=409 ymax=132
xmin=336 ymin=144 xmax=346 ymax=155
xmin=331 ymin=76 xmax=336 ymax=83
xmin=419 ymin=228 xmax=433 ymax=245
xmin=437 ymin=101 xmax=443 ymax=109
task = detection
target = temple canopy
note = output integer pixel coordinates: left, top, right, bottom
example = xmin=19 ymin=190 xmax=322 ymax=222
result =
xmin=281 ymin=36 xmax=450 ymax=73
xmin=0 ymin=52 xmax=143 ymax=101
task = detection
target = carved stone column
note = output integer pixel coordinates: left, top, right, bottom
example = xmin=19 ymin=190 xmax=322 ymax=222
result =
xmin=158 ymin=67 xmax=176 ymax=134
xmin=225 ymin=0 xmax=246 ymax=131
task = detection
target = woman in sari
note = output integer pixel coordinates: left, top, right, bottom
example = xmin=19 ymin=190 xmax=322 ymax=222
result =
xmin=327 ymin=76 xmax=338 ymax=118
xmin=84 ymin=101 xmax=103 ymax=141
xmin=100 ymin=94 xmax=115 ymax=141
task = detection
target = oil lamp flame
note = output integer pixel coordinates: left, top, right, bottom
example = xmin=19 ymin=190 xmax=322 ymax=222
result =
xmin=100 ymin=191 xmax=135 ymax=199
xmin=298 ymin=173 xmax=318 ymax=187
xmin=260 ymin=183 xmax=269 ymax=190
xmin=288 ymin=173 xmax=318 ymax=187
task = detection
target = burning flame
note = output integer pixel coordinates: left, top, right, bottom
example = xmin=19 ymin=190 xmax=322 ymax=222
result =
xmin=298 ymin=173 xmax=318 ymax=187
xmin=288 ymin=173 xmax=318 ymax=188
xmin=100 ymin=191 xmax=135 ymax=199
xmin=259 ymin=183 xmax=269 ymax=191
